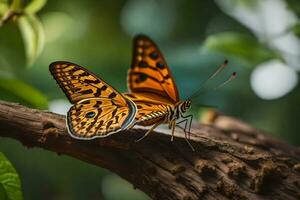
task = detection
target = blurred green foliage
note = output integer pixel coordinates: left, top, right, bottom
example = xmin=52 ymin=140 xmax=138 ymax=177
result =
xmin=0 ymin=0 xmax=299 ymax=199
xmin=202 ymin=32 xmax=281 ymax=66
xmin=0 ymin=152 xmax=23 ymax=200
xmin=0 ymin=77 xmax=47 ymax=108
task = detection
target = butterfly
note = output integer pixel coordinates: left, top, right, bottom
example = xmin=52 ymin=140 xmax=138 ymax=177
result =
xmin=124 ymin=35 xmax=194 ymax=144
xmin=50 ymin=34 xmax=235 ymax=149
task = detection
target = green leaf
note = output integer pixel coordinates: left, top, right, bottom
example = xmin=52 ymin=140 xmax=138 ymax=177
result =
xmin=0 ymin=21 xmax=27 ymax=70
xmin=10 ymin=0 xmax=21 ymax=10
xmin=25 ymin=0 xmax=47 ymax=14
xmin=202 ymin=32 xmax=280 ymax=66
xmin=0 ymin=152 xmax=23 ymax=200
xmin=0 ymin=183 xmax=9 ymax=200
xmin=0 ymin=77 xmax=48 ymax=109
xmin=0 ymin=1 xmax=9 ymax=16
xmin=18 ymin=14 xmax=45 ymax=66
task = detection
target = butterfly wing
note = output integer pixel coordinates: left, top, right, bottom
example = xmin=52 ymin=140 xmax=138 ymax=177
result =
xmin=128 ymin=35 xmax=179 ymax=104
xmin=67 ymin=98 xmax=136 ymax=139
xmin=50 ymin=61 xmax=137 ymax=139
xmin=124 ymin=93 xmax=170 ymax=126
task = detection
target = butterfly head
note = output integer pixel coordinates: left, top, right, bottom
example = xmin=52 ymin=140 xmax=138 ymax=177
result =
xmin=179 ymin=99 xmax=192 ymax=114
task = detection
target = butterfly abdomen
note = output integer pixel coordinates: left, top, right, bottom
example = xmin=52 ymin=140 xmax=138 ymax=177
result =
xmin=135 ymin=105 xmax=171 ymax=126
xmin=140 ymin=111 xmax=165 ymax=121
xmin=137 ymin=116 xmax=165 ymax=126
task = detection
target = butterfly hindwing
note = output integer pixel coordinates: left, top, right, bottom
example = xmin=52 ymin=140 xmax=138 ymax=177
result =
xmin=67 ymin=98 xmax=136 ymax=139
xmin=128 ymin=35 xmax=180 ymax=104
xmin=50 ymin=61 xmax=137 ymax=138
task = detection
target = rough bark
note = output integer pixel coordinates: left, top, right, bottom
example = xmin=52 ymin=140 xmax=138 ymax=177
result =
xmin=0 ymin=100 xmax=299 ymax=200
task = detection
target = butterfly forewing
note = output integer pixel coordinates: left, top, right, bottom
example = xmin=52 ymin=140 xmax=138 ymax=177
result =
xmin=50 ymin=61 xmax=136 ymax=139
xmin=50 ymin=61 xmax=126 ymax=104
xmin=128 ymin=35 xmax=180 ymax=104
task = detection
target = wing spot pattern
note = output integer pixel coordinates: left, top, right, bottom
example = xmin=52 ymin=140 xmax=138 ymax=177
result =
xmin=138 ymin=61 xmax=148 ymax=68
xmin=94 ymin=85 xmax=108 ymax=96
xmin=138 ymin=40 xmax=144 ymax=46
xmin=108 ymin=92 xmax=117 ymax=99
xmin=137 ymin=105 xmax=143 ymax=109
xmin=106 ymin=120 xmax=113 ymax=131
xmin=133 ymin=72 xmax=170 ymax=85
xmin=93 ymin=101 xmax=102 ymax=108
xmin=135 ymin=73 xmax=148 ymax=83
xmin=85 ymin=111 xmax=96 ymax=118
xmin=137 ymin=48 xmax=143 ymax=53
xmin=81 ymin=89 xmax=93 ymax=94
xmin=156 ymin=62 xmax=165 ymax=69
xmin=150 ymin=52 xmax=158 ymax=60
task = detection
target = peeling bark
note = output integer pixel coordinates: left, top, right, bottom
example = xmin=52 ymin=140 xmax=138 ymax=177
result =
xmin=0 ymin=100 xmax=299 ymax=200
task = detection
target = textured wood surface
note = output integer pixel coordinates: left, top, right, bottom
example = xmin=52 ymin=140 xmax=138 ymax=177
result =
xmin=0 ymin=100 xmax=299 ymax=200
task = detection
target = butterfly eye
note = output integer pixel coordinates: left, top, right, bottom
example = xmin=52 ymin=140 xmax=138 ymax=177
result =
xmin=184 ymin=101 xmax=191 ymax=109
xmin=85 ymin=111 xmax=96 ymax=118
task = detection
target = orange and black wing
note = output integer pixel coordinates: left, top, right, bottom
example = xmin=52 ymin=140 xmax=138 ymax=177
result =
xmin=67 ymin=98 xmax=136 ymax=139
xmin=128 ymin=35 xmax=179 ymax=104
xmin=50 ymin=61 xmax=137 ymax=139
xmin=124 ymin=93 xmax=170 ymax=126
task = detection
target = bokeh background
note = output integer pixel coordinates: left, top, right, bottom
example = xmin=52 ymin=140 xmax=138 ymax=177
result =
xmin=0 ymin=0 xmax=300 ymax=199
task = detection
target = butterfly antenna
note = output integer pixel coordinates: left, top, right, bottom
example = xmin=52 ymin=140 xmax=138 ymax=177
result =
xmin=190 ymin=71 xmax=237 ymax=102
xmin=213 ymin=72 xmax=237 ymax=90
xmin=189 ymin=59 xmax=229 ymax=99
xmin=209 ymin=59 xmax=228 ymax=79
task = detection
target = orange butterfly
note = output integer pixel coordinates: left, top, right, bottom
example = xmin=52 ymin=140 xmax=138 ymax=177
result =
xmin=124 ymin=35 xmax=193 ymax=144
xmin=50 ymin=34 xmax=235 ymax=150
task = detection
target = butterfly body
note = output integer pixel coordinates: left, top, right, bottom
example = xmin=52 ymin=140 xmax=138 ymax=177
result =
xmin=124 ymin=91 xmax=192 ymax=141
xmin=133 ymin=100 xmax=191 ymax=126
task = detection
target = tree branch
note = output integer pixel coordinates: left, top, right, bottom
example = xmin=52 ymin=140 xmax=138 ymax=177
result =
xmin=0 ymin=100 xmax=299 ymax=200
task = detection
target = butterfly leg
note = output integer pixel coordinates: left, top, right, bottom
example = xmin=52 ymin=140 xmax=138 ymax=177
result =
xmin=176 ymin=118 xmax=195 ymax=151
xmin=176 ymin=118 xmax=189 ymax=140
xmin=177 ymin=114 xmax=193 ymax=139
xmin=171 ymin=120 xmax=176 ymax=141
xmin=186 ymin=114 xmax=193 ymax=139
xmin=184 ymin=114 xmax=193 ymax=139
xmin=176 ymin=119 xmax=188 ymax=135
xmin=135 ymin=121 xmax=162 ymax=142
